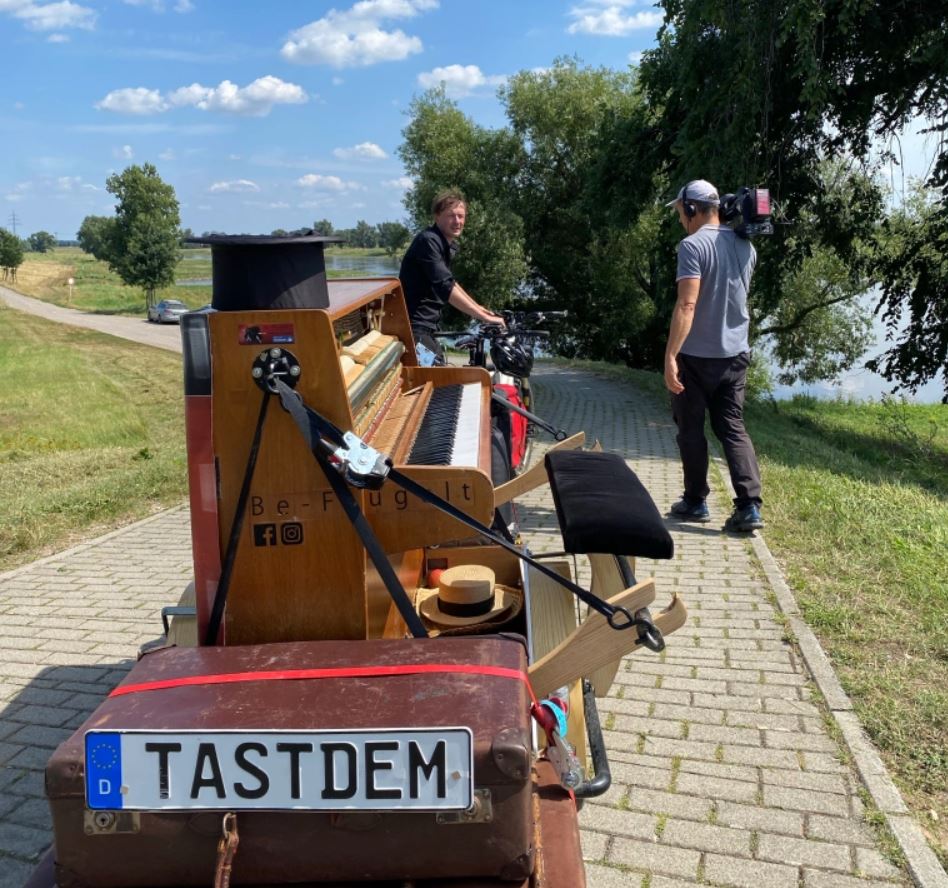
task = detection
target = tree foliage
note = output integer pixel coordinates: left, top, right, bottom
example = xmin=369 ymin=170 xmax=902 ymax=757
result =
xmin=105 ymin=164 xmax=181 ymax=309
xmin=376 ymin=221 xmax=410 ymax=257
xmin=77 ymin=215 xmax=117 ymax=262
xmin=0 ymin=228 xmax=25 ymax=277
xmin=27 ymin=231 xmax=57 ymax=253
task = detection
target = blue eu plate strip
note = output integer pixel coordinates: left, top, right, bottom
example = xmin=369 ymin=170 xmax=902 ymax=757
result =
xmin=85 ymin=732 xmax=124 ymax=809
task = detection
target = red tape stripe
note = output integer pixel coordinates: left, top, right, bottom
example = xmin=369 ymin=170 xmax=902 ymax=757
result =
xmin=110 ymin=663 xmax=538 ymax=706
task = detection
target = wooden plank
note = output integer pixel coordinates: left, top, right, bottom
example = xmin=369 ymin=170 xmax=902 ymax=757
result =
xmin=586 ymin=554 xmax=628 ymax=696
xmin=528 ymin=580 xmax=657 ymax=699
xmin=166 ymin=581 xmax=197 ymax=648
xmin=584 ymin=591 xmax=688 ymax=697
xmin=493 ymin=432 xmax=586 ymax=506
xmin=526 ymin=562 xmax=585 ymax=765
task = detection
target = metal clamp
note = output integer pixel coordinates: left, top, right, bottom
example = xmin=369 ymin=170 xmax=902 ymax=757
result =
xmin=332 ymin=431 xmax=390 ymax=490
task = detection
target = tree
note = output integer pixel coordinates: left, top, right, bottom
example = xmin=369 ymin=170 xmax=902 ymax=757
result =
xmin=0 ymin=228 xmax=25 ymax=282
xmin=377 ymin=221 xmax=410 ymax=257
xmin=637 ymin=0 xmax=948 ymax=398
xmin=312 ymin=219 xmax=334 ymax=237
xmin=27 ymin=231 xmax=57 ymax=253
xmin=350 ymin=220 xmax=378 ymax=248
xmin=105 ymin=164 xmax=181 ymax=310
xmin=867 ymin=187 xmax=948 ymax=397
xmin=77 ymin=215 xmax=118 ymax=263
xmin=500 ymin=61 xmax=658 ymax=363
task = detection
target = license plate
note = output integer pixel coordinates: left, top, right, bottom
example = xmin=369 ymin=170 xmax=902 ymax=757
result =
xmin=85 ymin=728 xmax=473 ymax=812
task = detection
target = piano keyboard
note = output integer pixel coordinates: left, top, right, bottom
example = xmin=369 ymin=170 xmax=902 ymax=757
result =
xmin=407 ymin=383 xmax=481 ymax=467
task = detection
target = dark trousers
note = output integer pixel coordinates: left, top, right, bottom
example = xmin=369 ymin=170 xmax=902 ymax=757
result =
xmin=671 ymin=352 xmax=762 ymax=508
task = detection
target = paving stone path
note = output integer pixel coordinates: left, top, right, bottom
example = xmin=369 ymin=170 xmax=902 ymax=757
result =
xmin=0 ymin=360 xmax=915 ymax=888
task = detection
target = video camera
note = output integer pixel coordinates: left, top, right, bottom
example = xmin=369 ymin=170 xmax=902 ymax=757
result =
xmin=719 ymin=187 xmax=774 ymax=239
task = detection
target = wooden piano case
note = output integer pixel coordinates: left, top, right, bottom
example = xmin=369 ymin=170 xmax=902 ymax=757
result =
xmin=183 ymin=278 xmax=495 ymax=647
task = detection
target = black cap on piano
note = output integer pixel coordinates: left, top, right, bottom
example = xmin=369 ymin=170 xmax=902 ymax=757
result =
xmin=186 ymin=232 xmax=343 ymax=311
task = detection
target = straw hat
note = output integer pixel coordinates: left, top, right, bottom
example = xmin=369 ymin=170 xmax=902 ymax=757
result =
xmin=418 ymin=565 xmax=522 ymax=628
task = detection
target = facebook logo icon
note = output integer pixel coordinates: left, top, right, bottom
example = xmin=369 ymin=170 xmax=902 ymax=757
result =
xmin=253 ymin=524 xmax=277 ymax=547
xmin=85 ymin=732 xmax=123 ymax=809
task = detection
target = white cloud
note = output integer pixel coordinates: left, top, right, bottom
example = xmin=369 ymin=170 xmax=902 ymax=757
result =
xmin=121 ymin=0 xmax=194 ymax=11
xmin=207 ymin=179 xmax=260 ymax=192
xmin=158 ymin=148 xmax=176 ymax=160
xmin=333 ymin=141 xmax=387 ymax=160
xmin=281 ymin=0 xmax=437 ymax=68
xmin=97 ymin=77 xmax=307 ymax=117
xmin=112 ymin=144 xmax=134 ymax=160
xmin=47 ymin=31 xmax=68 ymax=41
xmin=3 ymin=0 xmax=96 ymax=32
xmin=628 ymin=50 xmax=644 ymax=64
xmin=383 ymin=176 xmax=413 ymax=190
xmin=297 ymin=173 xmax=362 ymax=192
xmin=332 ymin=76 xmax=344 ymax=86
xmin=13 ymin=101 xmax=25 ymax=110
xmin=417 ymin=64 xmax=506 ymax=98
xmin=57 ymin=175 xmax=97 ymax=192
xmin=209 ymin=179 xmax=260 ymax=193
xmin=567 ymin=3 xmax=662 ymax=36
xmin=97 ymin=87 xmax=167 ymax=115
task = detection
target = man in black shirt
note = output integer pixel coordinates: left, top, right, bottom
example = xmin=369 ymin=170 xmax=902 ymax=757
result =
xmin=400 ymin=189 xmax=504 ymax=362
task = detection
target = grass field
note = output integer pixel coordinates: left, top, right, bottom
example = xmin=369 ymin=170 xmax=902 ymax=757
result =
xmin=0 ymin=305 xmax=187 ymax=570
xmin=561 ymin=358 xmax=948 ymax=866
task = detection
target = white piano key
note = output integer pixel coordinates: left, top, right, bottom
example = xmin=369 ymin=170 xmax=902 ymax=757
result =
xmin=448 ymin=382 xmax=482 ymax=467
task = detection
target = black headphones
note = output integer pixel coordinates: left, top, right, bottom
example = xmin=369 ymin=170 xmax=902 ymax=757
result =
xmin=681 ymin=181 xmax=697 ymax=219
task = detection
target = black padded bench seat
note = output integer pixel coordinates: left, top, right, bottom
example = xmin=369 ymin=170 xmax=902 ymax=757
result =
xmin=545 ymin=450 xmax=674 ymax=560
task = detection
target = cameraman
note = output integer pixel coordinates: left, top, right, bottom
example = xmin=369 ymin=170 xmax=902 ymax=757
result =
xmin=400 ymin=189 xmax=504 ymax=364
xmin=663 ymin=179 xmax=764 ymax=532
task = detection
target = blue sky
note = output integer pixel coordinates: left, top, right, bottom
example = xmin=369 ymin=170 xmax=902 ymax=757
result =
xmin=1 ymin=0 xmax=665 ymax=239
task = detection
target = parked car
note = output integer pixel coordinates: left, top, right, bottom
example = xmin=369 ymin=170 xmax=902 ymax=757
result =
xmin=147 ymin=299 xmax=189 ymax=324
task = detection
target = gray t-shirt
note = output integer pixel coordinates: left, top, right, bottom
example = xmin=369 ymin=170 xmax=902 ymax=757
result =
xmin=676 ymin=224 xmax=756 ymax=358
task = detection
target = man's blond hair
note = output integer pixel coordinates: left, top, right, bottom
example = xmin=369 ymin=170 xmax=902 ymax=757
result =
xmin=431 ymin=188 xmax=466 ymax=217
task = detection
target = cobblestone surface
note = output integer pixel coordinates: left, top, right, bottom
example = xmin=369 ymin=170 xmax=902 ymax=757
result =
xmin=0 ymin=361 xmax=913 ymax=887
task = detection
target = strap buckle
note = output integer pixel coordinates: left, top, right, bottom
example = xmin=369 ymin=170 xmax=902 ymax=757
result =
xmin=332 ymin=432 xmax=390 ymax=490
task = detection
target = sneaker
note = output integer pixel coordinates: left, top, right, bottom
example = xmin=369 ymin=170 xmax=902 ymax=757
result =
xmin=669 ymin=498 xmax=711 ymax=523
xmin=724 ymin=504 xmax=764 ymax=532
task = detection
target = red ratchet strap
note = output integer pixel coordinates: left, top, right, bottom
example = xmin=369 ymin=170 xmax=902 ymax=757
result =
xmin=110 ymin=662 xmax=540 ymax=708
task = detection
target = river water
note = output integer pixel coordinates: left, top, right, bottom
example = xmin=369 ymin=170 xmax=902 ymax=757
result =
xmin=765 ymin=292 xmax=945 ymax=404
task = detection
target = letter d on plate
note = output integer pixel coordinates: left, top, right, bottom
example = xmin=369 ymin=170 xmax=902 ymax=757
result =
xmin=86 ymin=732 xmax=124 ymax=809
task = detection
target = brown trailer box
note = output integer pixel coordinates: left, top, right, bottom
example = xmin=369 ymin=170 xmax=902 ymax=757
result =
xmin=46 ymin=638 xmax=536 ymax=887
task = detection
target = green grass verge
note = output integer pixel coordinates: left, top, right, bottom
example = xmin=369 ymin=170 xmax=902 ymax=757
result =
xmin=0 ymin=305 xmax=187 ymax=571
xmin=554 ymin=358 xmax=948 ymax=865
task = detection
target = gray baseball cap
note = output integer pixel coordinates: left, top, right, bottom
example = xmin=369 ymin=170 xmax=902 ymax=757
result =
xmin=665 ymin=179 xmax=720 ymax=207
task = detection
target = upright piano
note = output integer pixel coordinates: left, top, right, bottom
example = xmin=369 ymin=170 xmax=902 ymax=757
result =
xmin=183 ymin=277 xmax=495 ymax=647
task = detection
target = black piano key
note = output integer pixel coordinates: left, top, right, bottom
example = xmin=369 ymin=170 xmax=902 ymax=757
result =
xmin=408 ymin=385 xmax=462 ymax=465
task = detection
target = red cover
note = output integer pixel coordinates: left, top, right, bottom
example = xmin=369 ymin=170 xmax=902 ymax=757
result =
xmin=494 ymin=383 xmax=528 ymax=470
